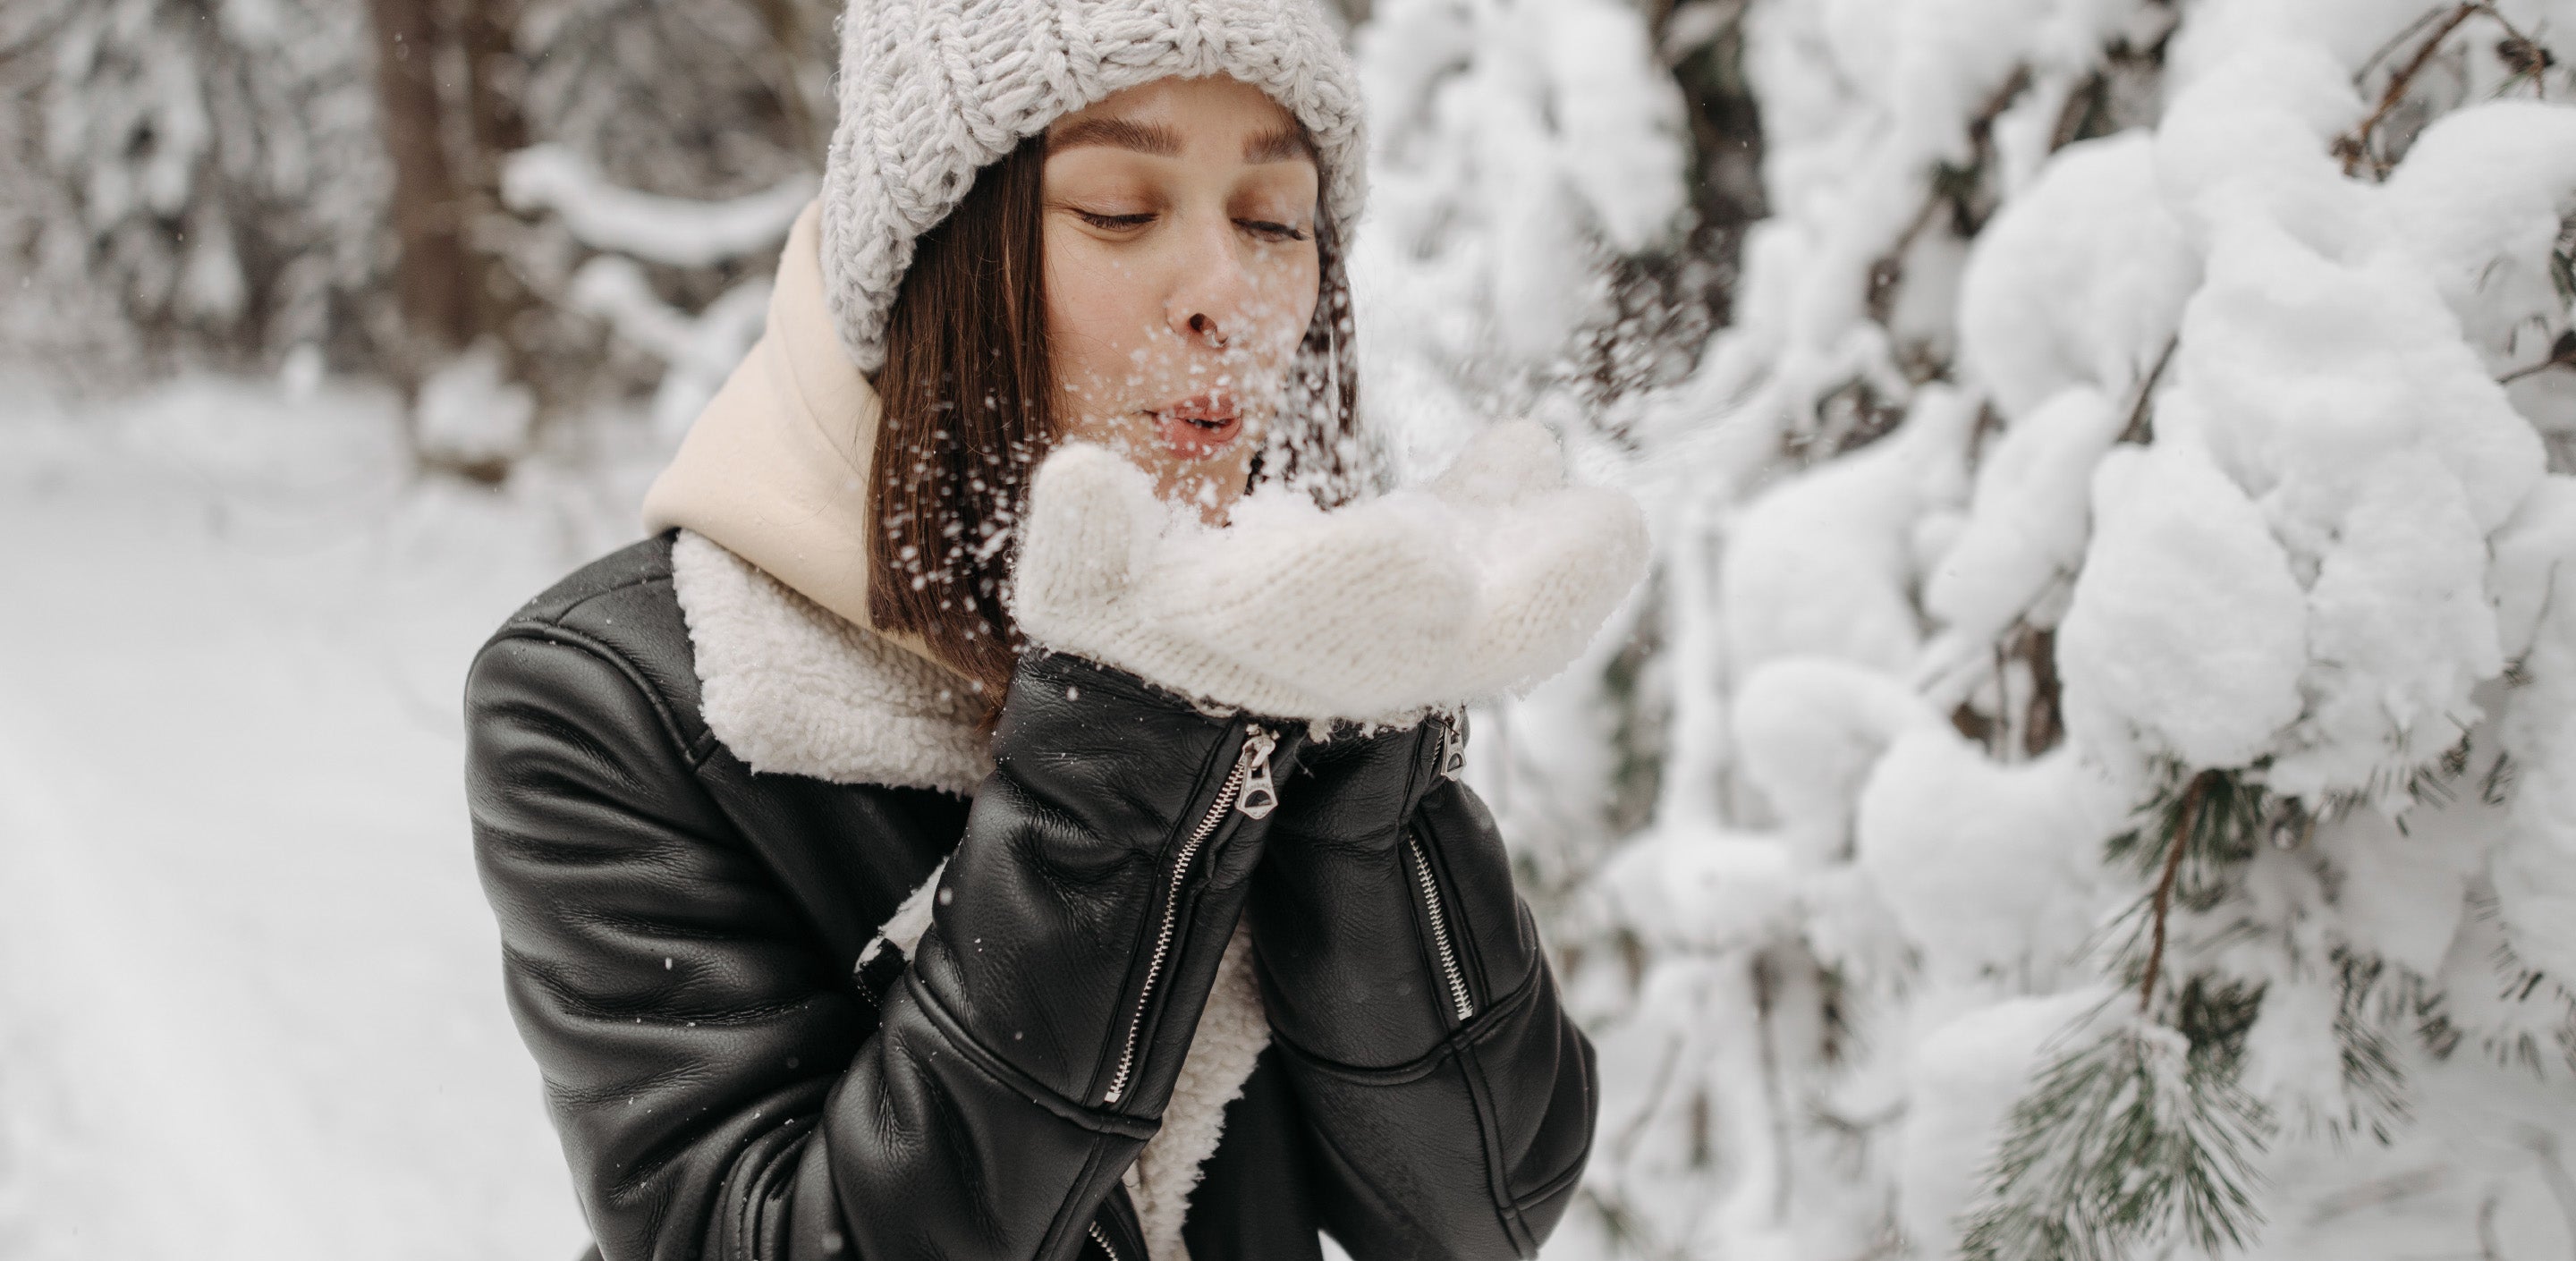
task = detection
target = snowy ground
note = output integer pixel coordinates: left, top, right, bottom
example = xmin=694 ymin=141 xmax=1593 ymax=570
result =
xmin=0 ymin=369 xmax=1368 ymax=1261
xmin=0 ymin=371 xmax=655 ymax=1259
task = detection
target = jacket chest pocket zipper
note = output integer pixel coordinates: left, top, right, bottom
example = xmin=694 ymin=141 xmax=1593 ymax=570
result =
xmin=1102 ymin=724 xmax=1278 ymax=1106
xmin=1406 ymin=825 xmax=1475 ymax=1024
xmin=1088 ymin=1220 xmax=1123 ymax=1261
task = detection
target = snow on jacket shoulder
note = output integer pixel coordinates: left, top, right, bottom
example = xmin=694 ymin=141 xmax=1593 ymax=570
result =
xmin=463 ymin=529 xmax=1596 ymax=1261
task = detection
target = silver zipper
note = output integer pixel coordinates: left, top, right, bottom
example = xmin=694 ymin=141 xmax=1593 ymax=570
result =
xmin=1102 ymin=724 xmax=1278 ymax=1104
xmin=1436 ymin=711 xmax=1465 ymax=781
xmin=1407 ymin=829 xmax=1475 ymax=1023
xmin=1088 ymin=1220 xmax=1121 ymax=1261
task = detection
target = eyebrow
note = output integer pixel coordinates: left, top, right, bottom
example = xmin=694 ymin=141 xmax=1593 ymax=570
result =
xmin=1046 ymin=116 xmax=1318 ymax=165
xmin=1048 ymin=116 xmax=1181 ymax=157
xmin=1243 ymin=124 xmax=1314 ymax=165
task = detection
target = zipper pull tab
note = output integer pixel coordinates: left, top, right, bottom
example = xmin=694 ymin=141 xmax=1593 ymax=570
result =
xmin=1235 ymin=725 xmax=1280 ymax=819
xmin=1436 ymin=712 xmax=1466 ymax=781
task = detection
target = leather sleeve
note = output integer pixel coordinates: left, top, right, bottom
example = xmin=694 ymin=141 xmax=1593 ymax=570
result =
xmin=469 ymin=631 xmax=1292 ymax=1261
xmin=1245 ymin=718 xmax=1597 ymax=1260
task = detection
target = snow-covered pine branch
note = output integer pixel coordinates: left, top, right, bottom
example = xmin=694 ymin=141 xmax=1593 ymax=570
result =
xmin=565 ymin=256 xmax=771 ymax=437
xmin=487 ymin=140 xmax=808 ymax=442
xmin=1433 ymin=0 xmax=2576 ymax=1257
xmin=464 ymin=0 xmax=831 ymax=445
xmin=1962 ymin=1017 xmax=2272 ymax=1261
xmin=501 ymin=144 xmax=812 ymax=269
xmin=0 ymin=0 xmax=388 ymax=374
xmin=1347 ymin=0 xmax=1701 ymax=930
xmin=1 ymin=0 xmax=835 ymax=450
xmin=485 ymin=138 xmax=808 ymax=442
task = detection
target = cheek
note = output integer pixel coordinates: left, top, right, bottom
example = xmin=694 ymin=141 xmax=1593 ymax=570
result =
xmin=1043 ymin=233 xmax=1130 ymax=401
xmin=1250 ymin=255 xmax=1322 ymax=354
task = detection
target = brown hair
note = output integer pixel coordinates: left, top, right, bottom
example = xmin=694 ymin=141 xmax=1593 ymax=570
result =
xmin=868 ymin=131 xmax=1364 ymax=716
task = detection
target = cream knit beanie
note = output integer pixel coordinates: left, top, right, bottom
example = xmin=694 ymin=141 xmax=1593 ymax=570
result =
xmin=819 ymin=0 xmax=1369 ymax=374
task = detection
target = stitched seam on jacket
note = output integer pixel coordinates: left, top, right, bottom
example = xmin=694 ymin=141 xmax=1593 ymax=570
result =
xmin=544 ymin=570 xmax=668 ymax=624
xmin=1505 ymin=1029 xmax=1600 ymax=1213
xmin=1509 ymin=1147 xmax=1591 ymax=1214
xmin=1265 ymin=961 xmax=1545 ymax=1084
xmin=1042 ymin=1139 xmax=1141 ymax=1261
xmin=1451 ymin=1037 xmax=1534 ymax=1255
xmin=1267 ymin=1029 xmax=1452 ymax=1086
xmin=1457 ymin=960 xmax=1546 ymax=1047
xmin=902 ymin=969 xmax=1161 ymax=1141
xmin=483 ymin=622 xmax=699 ymax=776
xmin=497 ymin=549 xmax=723 ymax=770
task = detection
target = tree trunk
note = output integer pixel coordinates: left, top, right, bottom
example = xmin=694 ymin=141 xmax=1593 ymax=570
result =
xmin=457 ymin=0 xmax=528 ymax=163
xmin=457 ymin=0 xmax=538 ymax=393
xmin=366 ymin=0 xmax=476 ymax=368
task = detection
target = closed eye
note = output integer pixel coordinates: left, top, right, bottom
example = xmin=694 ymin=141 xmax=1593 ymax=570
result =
xmin=1238 ymin=219 xmax=1310 ymax=243
xmin=1073 ymin=209 xmax=1156 ymax=231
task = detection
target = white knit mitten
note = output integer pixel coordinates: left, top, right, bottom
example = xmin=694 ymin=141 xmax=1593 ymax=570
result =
xmin=1009 ymin=421 xmax=1648 ymax=723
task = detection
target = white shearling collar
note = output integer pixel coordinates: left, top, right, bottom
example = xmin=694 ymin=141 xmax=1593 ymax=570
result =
xmin=670 ymin=529 xmax=991 ymax=795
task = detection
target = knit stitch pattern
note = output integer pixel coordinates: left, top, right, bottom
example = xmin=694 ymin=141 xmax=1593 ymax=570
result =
xmin=820 ymin=0 xmax=1369 ymax=372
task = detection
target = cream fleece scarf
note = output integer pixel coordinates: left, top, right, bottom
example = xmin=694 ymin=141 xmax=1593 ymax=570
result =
xmin=643 ymin=201 xmax=1264 ymax=1261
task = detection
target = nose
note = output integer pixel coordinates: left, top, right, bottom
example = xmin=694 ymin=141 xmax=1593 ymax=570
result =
xmin=1165 ymin=216 xmax=1255 ymax=351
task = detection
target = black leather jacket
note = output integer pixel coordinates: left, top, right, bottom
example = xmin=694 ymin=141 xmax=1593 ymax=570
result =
xmin=464 ymin=535 xmax=1595 ymax=1261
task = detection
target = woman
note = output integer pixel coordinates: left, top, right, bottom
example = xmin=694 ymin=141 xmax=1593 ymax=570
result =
xmin=464 ymin=2 xmax=1645 ymax=1258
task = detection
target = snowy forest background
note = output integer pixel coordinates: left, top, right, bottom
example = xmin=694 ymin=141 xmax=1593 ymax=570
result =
xmin=5 ymin=0 xmax=2576 ymax=1257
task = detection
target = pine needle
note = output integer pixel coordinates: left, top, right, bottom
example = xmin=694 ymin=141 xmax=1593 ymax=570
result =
xmin=1959 ymin=1020 xmax=2274 ymax=1261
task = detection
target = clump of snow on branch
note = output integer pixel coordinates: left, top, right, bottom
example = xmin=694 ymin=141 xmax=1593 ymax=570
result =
xmin=491 ymin=92 xmax=821 ymax=439
xmin=1377 ymin=0 xmax=2576 ymax=1257
xmin=1349 ymin=0 xmax=1696 ymax=935
xmin=502 ymin=144 xmax=812 ymax=269
xmin=1354 ymin=0 xmax=1690 ymax=479
xmin=564 ymin=259 xmax=772 ymax=440
xmin=2054 ymin=438 xmax=2309 ymax=781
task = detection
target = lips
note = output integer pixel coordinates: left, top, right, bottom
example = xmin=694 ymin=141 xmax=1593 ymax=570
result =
xmin=1148 ymin=393 xmax=1242 ymax=460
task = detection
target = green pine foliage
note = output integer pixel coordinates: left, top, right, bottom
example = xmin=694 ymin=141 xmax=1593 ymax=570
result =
xmin=1959 ymin=1020 xmax=2274 ymax=1261
xmin=2100 ymin=766 xmax=2274 ymax=912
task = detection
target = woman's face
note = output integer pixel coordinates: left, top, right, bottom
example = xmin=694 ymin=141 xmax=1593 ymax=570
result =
xmin=1042 ymin=76 xmax=1323 ymax=522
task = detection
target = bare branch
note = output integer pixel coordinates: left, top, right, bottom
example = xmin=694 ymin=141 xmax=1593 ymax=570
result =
xmin=2141 ymin=771 xmax=2216 ymax=1014
xmin=2337 ymin=4 xmax=2555 ymax=176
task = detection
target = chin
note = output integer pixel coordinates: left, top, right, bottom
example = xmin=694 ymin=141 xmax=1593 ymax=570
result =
xmin=1149 ymin=455 xmax=1254 ymax=521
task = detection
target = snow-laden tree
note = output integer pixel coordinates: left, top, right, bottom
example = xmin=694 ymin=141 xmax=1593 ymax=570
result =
xmin=1354 ymin=0 xmax=1692 ymax=435
xmin=0 ymin=0 xmax=830 ymax=466
xmin=0 ymin=0 xmax=390 ymax=376
xmin=1353 ymin=0 xmax=2576 ymax=1257
xmin=1350 ymin=0 xmax=1719 ymax=931
xmin=434 ymin=0 xmax=832 ymax=461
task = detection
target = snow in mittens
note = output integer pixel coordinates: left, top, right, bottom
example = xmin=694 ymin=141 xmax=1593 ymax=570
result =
xmin=1008 ymin=419 xmax=1649 ymax=724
